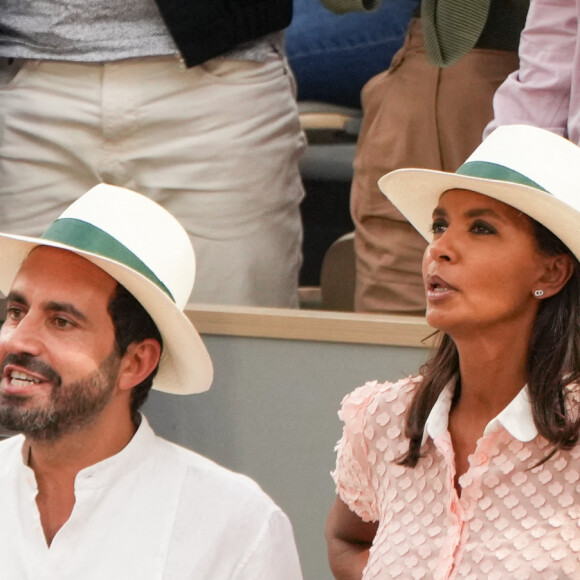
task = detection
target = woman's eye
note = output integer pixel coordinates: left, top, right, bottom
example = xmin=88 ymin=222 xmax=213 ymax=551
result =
xmin=471 ymin=221 xmax=496 ymax=235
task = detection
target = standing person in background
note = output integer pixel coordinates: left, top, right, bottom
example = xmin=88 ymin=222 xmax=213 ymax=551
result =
xmin=326 ymin=125 xmax=580 ymax=579
xmin=485 ymin=0 xmax=580 ymax=143
xmin=322 ymin=0 xmax=529 ymax=315
xmin=0 ymin=0 xmax=305 ymax=308
xmin=286 ymin=0 xmax=417 ymax=110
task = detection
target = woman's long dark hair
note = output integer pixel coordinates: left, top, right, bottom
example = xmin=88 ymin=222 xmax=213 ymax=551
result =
xmin=398 ymin=219 xmax=580 ymax=467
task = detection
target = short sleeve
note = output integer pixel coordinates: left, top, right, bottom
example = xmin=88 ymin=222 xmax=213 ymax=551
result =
xmin=331 ymin=380 xmax=383 ymax=522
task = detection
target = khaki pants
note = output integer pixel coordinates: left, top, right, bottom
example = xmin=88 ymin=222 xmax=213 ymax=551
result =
xmin=351 ymin=18 xmax=520 ymax=314
xmin=0 ymin=54 xmax=306 ymax=307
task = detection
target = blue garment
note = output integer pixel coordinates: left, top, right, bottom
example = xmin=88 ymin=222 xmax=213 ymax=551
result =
xmin=286 ymin=0 xmax=418 ymax=108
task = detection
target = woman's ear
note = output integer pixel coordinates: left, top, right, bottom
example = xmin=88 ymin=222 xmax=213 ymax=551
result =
xmin=536 ymin=254 xmax=574 ymax=299
xmin=116 ymin=339 xmax=162 ymax=392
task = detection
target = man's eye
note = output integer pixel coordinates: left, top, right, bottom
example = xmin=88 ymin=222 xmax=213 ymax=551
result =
xmin=53 ymin=317 xmax=73 ymax=329
xmin=430 ymin=219 xmax=447 ymax=234
xmin=6 ymin=306 xmax=24 ymax=321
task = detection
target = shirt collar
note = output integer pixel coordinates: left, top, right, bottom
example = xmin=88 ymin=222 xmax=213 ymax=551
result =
xmin=424 ymin=378 xmax=538 ymax=444
xmin=19 ymin=414 xmax=157 ymax=487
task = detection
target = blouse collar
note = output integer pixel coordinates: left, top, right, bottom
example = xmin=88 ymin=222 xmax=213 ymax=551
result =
xmin=424 ymin=378 xmax=538 ymax=443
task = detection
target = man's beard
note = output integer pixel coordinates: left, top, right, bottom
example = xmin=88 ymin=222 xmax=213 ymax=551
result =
xmin=0 ymin=351 xmax=121 ymax=441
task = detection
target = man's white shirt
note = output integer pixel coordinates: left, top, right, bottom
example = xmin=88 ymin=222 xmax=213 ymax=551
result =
xmin=0 ymin=416 xmax=302 ymax=579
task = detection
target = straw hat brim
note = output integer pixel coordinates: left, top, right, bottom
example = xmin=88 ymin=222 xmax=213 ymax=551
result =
xmin=378 ymin=168 xmax=580 ymax=261
xmin=0 ymin=234 xmax=213 ymax=395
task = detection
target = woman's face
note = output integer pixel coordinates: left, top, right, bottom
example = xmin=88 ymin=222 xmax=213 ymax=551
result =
xmin=422 ymin=189 xmax=552 ymax=338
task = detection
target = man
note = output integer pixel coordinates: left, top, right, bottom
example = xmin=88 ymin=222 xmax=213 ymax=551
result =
xmin=0 ymin=0 xmax=305 ymax=308
xmin=0 ymin=183 xmax=303 ymax=579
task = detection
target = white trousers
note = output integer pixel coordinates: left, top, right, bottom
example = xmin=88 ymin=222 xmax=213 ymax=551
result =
xmin=0 ymin=53 xmax=306 ymax=307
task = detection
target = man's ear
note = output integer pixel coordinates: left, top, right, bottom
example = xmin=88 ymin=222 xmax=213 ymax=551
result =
xmin=536 ymin=254 xmax=574 ymax=299
xmin=116 ymin=339 xmax=162 ymax=391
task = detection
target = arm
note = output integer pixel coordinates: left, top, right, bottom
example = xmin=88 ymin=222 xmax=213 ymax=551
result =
xmin=232 ymin=509 xmax=303 ymax=580
xmin=327 ymin=381 xmax=384 ymax=578
xmin=325 ymin=496 xmax=379 ymax=580
xmin=485 ymin=0 xmax=578 ymax=138
xmin=320 ymin=0 xmax=383 ymax=15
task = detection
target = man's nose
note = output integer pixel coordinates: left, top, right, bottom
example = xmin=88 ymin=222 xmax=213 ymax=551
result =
xmin=0 ymin=314 xmax=44 ymax=357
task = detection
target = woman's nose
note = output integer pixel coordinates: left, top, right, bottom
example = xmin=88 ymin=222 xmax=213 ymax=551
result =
xmin=427 ymin=232 xmax=456 ymax=263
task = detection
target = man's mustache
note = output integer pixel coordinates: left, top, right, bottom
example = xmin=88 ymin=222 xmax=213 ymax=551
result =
xmin=0 ymin=353 xmax=62 ymax=386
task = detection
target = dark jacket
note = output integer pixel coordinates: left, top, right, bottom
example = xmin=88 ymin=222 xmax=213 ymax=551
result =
xmin=155 ymin=0 xmax=293 ymax=68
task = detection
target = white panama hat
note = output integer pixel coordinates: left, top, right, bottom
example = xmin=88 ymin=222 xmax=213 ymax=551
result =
xmin=0 ymin=183 xmax=213 ymax=395
xmin=378 ymin=124 xmax=580 ymax=261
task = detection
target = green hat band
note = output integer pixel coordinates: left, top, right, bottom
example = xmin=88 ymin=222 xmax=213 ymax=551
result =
xmin=42 ymin=218 xmax=174 ymax=301
xmin=456 ymin=161 xmax=549 ymax=193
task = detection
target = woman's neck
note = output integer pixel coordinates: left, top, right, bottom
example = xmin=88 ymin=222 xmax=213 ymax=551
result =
xmin=452 ymin=325 xmax=530 ymax=420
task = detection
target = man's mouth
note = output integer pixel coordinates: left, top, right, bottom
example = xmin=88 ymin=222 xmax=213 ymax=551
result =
xmin=0 ymin=353 xmax=61 ymax=389
xmin=9 ymin=370 xmax=43 ymax=388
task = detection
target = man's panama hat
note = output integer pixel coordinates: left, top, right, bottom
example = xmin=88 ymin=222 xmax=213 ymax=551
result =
xmin=0 ymin=184 xmax=213 ymax=395
xmin=378 ymin=125 xmax=580 ymax=260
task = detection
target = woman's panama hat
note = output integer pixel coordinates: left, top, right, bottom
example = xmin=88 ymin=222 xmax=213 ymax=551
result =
xmin=378 ymin=124 xmax=580 ymax=260
xmin=0 ymin=184 xmax=213 ymax=395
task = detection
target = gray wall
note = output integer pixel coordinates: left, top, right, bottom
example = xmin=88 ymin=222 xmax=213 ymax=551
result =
xmin=144 ymin=333 xmax=428 ymax=579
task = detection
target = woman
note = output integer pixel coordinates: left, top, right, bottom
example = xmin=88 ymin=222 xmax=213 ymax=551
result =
xmin=326 ymin=124 xmax=580 ymax=579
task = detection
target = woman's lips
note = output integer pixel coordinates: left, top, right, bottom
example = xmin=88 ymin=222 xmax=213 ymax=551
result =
xmin=425 ymin=274 xmax=457 ymax=300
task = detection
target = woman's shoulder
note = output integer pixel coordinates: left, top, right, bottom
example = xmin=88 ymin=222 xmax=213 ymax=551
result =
xmin=338 ymin=375 xmax=422 ymax=428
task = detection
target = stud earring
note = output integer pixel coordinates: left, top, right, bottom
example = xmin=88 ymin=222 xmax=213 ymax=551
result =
xmin=534 ymin=289 xmax=544 ymax=298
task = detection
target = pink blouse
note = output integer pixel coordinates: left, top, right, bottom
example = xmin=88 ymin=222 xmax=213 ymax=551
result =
xmin=332 ymin=376 xmax=580 ymax=579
